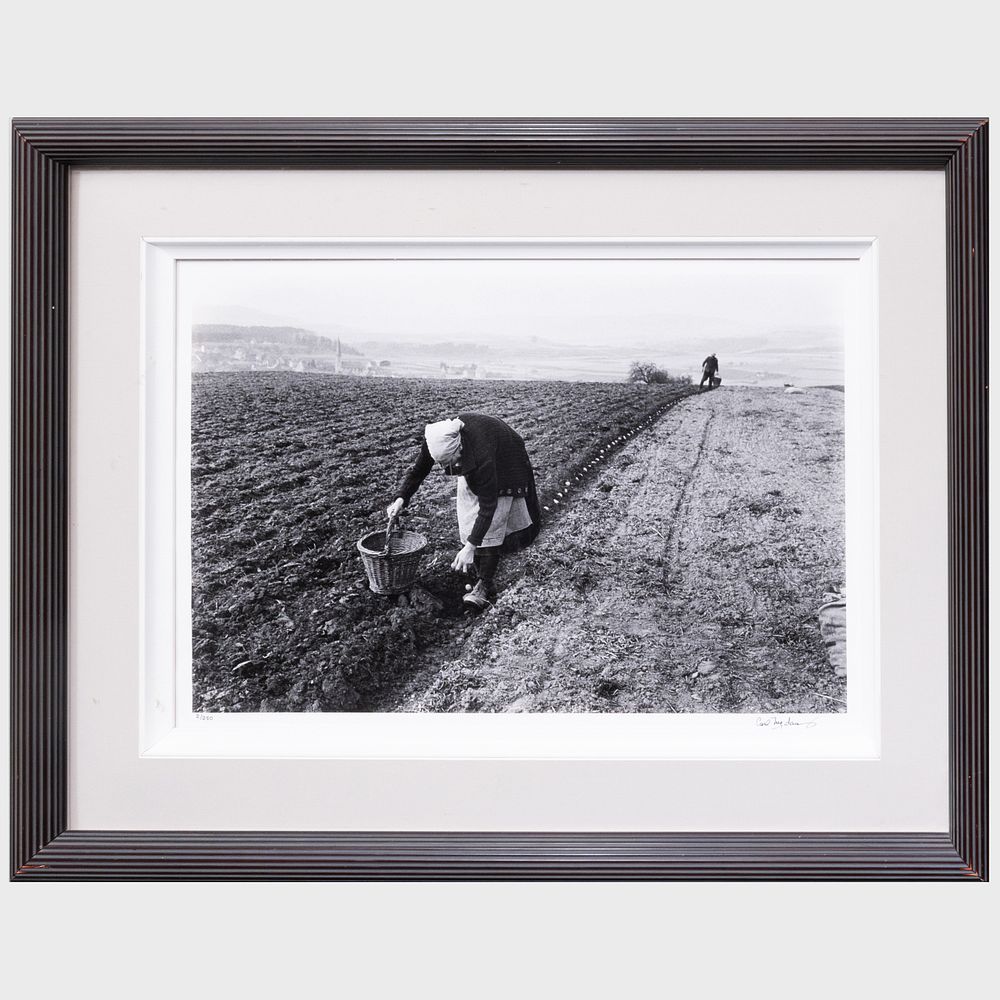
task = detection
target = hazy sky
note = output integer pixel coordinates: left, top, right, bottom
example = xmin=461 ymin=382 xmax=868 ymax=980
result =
xmin=182 ymin=258 xmax=850 ymax=349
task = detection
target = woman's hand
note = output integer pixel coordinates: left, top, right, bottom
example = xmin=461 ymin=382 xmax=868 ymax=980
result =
xmin=451 ymin=541 xmax=477 ymax=573
xmin=386 ymin=498 xmax=405 ymax=519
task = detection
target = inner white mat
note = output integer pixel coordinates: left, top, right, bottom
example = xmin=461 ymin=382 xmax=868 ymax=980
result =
xmin=143 ymin=238 xmax=877 ymax=762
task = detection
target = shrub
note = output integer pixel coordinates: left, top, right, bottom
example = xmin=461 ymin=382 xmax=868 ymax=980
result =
xmin=627 ymin=361 xmax=688 ymax=386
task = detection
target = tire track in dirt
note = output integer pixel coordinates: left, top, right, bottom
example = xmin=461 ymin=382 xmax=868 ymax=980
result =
xmin=661 ymin=411 xmax=715 ymax=590
xmin=388 ymin=387 xmax=847 ymax=713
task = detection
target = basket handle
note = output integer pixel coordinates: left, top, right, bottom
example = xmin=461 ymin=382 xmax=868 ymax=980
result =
xmin=380 ymin=512 xmax=400 ymax=558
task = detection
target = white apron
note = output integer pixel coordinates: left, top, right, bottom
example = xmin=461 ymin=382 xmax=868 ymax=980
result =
xmin=456 ymin=476 xmax=533 ymax=547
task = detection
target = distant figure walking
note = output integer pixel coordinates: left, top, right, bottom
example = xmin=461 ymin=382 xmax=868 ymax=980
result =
xmin=700 ymin=353 xmax=720 ymax=390
xmin=387 ymin=414 xmax=541 ymax=610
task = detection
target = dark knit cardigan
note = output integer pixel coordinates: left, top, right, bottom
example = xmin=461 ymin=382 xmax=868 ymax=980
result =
xmin=397 ymin=413 xmax=542 ymax=550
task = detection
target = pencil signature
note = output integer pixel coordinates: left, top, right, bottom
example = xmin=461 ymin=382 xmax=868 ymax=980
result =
xmin=755 ymin=715 xmax=818 ymax=730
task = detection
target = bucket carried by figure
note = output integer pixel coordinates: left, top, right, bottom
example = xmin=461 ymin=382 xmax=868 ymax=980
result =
xmin=357 ymin=514 xmax=428 ymax=595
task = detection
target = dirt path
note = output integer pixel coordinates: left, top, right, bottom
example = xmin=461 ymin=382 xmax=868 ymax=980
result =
xmin=387 ymin=386 xmax=847 ymax=713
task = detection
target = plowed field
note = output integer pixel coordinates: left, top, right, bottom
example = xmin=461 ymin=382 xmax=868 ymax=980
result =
xmin=191 ymin=372 xmax=695 ymax=711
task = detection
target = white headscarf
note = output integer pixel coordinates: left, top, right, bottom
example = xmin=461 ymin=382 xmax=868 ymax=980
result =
xmin=424 ymin=418 xmax=464 ymax=465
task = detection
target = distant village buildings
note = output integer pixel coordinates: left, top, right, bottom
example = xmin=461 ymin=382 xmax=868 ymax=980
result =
xmin=193 ymin=329 xmax=372 ymax=375
xmin=193 ymin=325 xmax=495 ymax=379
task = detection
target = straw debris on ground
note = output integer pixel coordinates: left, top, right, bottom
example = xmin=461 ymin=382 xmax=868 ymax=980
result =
xmin=393 ymin=386 xmax=846 ymax=713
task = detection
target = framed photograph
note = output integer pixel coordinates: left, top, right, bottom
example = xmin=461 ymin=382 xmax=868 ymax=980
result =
xmin=11 ymin=119 xmax=987 ymax=879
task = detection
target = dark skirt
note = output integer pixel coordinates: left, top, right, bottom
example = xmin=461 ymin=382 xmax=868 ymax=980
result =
xmin=497 ymin=474 xmax=542 ymax=554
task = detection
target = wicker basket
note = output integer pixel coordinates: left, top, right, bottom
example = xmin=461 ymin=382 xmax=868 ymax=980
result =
xmin=357 ymin=517 xmax=428 ymax=595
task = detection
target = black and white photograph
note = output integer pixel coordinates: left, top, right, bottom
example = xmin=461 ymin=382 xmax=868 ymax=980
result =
xmin=187 ymin=253 xmax=850 ymax=715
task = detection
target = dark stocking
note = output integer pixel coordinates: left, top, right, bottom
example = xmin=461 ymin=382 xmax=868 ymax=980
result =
xmin=474 ymin=546 xmax=502 ymax=590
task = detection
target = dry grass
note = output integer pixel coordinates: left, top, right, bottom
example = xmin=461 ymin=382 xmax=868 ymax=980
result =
xmin=397 ymin=386 xmax=847 ymax=713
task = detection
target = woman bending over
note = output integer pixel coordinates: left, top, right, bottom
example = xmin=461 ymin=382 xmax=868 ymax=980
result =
xmin=387 ymin=414 xmax=541 ymax=610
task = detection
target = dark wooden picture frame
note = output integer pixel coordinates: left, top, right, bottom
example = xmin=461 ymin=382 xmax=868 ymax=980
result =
xmin=10 ymin=119 xmax=988 ymax=880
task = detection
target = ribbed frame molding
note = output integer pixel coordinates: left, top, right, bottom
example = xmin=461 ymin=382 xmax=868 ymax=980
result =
xmin=11 ymin=131 xmax=69 ymax=876
xmin=10 ymin=119 xmax=988 ymax=881
xmin=945 ymin=124 xmax=989 ymax=880
xmin=9 ymin=118 xmax=984 ymax=168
